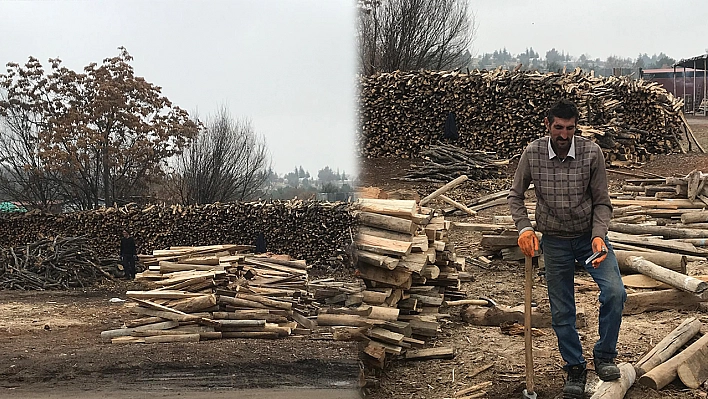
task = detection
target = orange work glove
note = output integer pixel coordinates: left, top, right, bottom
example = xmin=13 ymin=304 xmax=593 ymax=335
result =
xmin=591 ymin=236 xmax=608 ymax=268
xmin=518 ymin=230 xmax=539 ymax=258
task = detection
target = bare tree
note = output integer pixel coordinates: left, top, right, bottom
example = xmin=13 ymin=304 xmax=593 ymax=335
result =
xmin=358 ymin=0 xmax=477 ymax=75
xmin=169 ymin=107 xmax=271 ymax=205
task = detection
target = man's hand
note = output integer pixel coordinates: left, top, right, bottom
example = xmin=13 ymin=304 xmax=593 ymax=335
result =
xmin=591 ymin=236 xmax=608 ymax=268
xmin=518 ymin=230 xmax=539 ymax=257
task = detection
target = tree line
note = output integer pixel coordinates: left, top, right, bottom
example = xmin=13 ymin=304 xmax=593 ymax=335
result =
xmin=0 ymin=48 xmax=272 ymax=212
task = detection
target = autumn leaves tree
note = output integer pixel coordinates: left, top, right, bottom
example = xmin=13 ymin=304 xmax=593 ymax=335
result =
xmin=0 ymin=48 xmax=199 ymax=210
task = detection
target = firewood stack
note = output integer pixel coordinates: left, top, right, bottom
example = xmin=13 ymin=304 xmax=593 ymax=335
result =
xmin=359 ymin=68 xmax=696 ymax=163
xmin=102 ymin=245 xmax=319 ymax=343
xmin=0 ymin=236 xmax=117 ymax=290
xmin=395 ymin=144 xmax=508 ymax=183
xmin=0 ymin=200 xmax=355 ymax=269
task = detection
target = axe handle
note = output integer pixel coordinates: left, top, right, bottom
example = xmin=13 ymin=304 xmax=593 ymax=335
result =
xmin=524 ymin=255 xmax=535 ymax=394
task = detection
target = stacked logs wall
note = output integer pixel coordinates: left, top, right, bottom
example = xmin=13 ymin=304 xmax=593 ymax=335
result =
xmin=0 ymin=201 xmax=356 ymax=268
xmin=358 ymin=68 xmax=686 ymax=162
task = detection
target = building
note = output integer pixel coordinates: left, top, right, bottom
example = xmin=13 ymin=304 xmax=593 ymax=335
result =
xmin=640 ymin=54 xmax=708 ymax=114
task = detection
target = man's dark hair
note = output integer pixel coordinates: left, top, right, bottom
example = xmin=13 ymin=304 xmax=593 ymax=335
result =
xmin=547 ymin=98 xmax=579 ymax=123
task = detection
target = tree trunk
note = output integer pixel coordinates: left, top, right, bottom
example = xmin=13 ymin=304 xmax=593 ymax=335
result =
xmin=627 ymin=256 xmax=708 ymax=298
xmin=590 ymin=363 xmax=636 ymax=399
xmin=634 ymin=317 xmax=702 ymax=376
xmin=638 ymin=333 xmax=708 ymax=390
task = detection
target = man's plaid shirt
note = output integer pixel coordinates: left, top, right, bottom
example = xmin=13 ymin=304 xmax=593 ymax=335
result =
xmin=507 ymin=135 xmax=613 ymax=239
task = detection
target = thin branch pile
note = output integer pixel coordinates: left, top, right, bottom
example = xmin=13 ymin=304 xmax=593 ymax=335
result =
xmin=0 ymin=236 xmax=117 ymax=290
xmin=395 ymin=144 xmax=508 ymax=183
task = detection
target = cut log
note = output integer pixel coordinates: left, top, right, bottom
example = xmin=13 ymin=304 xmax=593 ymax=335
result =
xmin=356 ymin=263 xmax=412 ymax=289
xmin=362 ymin=341 xmax=387 ymax=369
xmin=357 ymin=211 xmax=417 ymax=234
xmin=608 ymin=232 xmax=708 ymax=256
xmin=626 ymin=256 xmax=708 ymax=298
xmin=236 ymin=293 xmax=293 ymax=310
xmin=623 ymin=289 xmax=704 ymax=315
xmin=366 ymin=327 xmax=404 ymax=345
xmin=677 ymin=338 xmax=708 ymax=388
xmin=220 ymin=331 xmax=279 ymax=339
xmin=609 ymin=222 xmax=708 ymax=239
xmin=170 ymin=294 xmax=217 ymax=313
xmin=621 ymin=274 xmax=671 ymax=289
xmin=362 ymin=290 xmax=389 ymax=305
xmin=357 ymin=198 xmax=417 ymax=218
xmin=614 ymin=250 xmax=686 ymax=274
xmin=357 ymin=234 xmax=413 ymax=257
xmin=143 ymin=334 xmax=201 ymax=343
xmin=682 ymin=210 xmax=708 ymax=224
xmin=100 ymin=320 xmax=179 ymax=341
xmin=357 ymin=250 xmax=399 ymax=270
xmin=439 ymin=194 xmax=477 ymax=216
xmin=634 ymin=317 xmax=702 ymax=376
xmin=358 ymin=225 xmax=413 ymax=243
xmin=462 ymin=305 xmax=585 ymax=328
xmin=419 ymin=175 xmax=469 ymax=206
xmin=367 ymin=306 xmax=400 ymax=322
xmin=638 ymin=332 xmax=708 ymax=390
xmin=590 ymin=363 xmax=635 ymax=399
xmin=217 ymin=295 xmax=267 ymax=309
xmin=316 ymin=313 xmax=377 ymax=327
xmin=405 ymin=347 xmax=455 ymax=360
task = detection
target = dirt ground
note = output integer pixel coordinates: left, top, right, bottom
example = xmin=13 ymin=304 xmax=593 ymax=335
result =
xmin=3 ymin=118 xmax=708 ymax=399
xmin=358 ymin=117 xmax=708 ymax=399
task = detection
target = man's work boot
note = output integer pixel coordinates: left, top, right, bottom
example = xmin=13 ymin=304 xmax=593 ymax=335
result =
xmin=594 ymin=358 xmax=621 ymax=381
xmin=563 ymin=364 xmax=587 ymax=399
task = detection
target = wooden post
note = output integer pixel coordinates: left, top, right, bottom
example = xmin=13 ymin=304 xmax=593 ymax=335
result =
xmin=419 ymin=175 xmax=469 ymax=206
xmin=590 ymin=363 xmax=636 ymax=399
xmin=638 ymin=333 xmax=708 ymax=390
xmin=634 ymin=317 xmax=702 ymax=376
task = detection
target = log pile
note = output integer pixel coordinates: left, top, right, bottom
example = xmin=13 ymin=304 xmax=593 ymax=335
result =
xmin=359 ymin=68 xmax=697 ymax=163
xmin=395 ymin=144 xmax=508 ymax=183
xmin=102 ymin=246 xmax=319 ymax=343
xmin=0 ymin=236 xmax=117 ymax=290
xmin=0 ymin=200 xmax=355 ymax=269
xmin=634 ymin=317 xmax=708 ymax=391
xmin=351 ymin=195 xmax=465 ymax=384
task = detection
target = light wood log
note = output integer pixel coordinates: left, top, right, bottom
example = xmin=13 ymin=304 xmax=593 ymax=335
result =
xmin=611 ymin=199 xmax=701 ymax=209
xmin=357 ymin=225 xmax=413 ymax=243
xmin=634 ymin=317 xmax=702 ymax=376
xmin=609 ymin=222 xmax=708 ymax=239
xmin=419 ymin=175 xmax=468 ymax=206
xmin=398 ymin=253 xmax=427 ymax=274
xmin=614 ymin=250 xmax=686 ymax=274
xmin=405 ymin=347 xmax=455 ymax=360
xmin=367 ymin=305 xmax=400 ymax=321
xmin=677 ymin=339 xmax=708 ymax=388
xmin=682 ymin=210 xmax=708 ymax=224
xmin=356 ymin=263 xmax=413 ymax=289
xmin=608 ymin=232 xmax=708 ymax=256
xmin=357 ymin=211 xmax=416 ymax=234
xmin=590 ymin=363 xmax=635 ymax=399
xmin=316 ymin=313 xmax=377 ymax=327
xmin=623 ymin=289 xmax=704 ymax=315
xmin=236 ymin=293 xmax=292 ymax=310
xmin=221 ymin=331 xmax=279 ymax=339
xmin=217 ymin=295 xmax=266 ymax=309
xmin=638 ymin=333 xmax=708 ymax=390
xmin=134 ymin=307 xmax=201 ymax=322
xmin=100 ymin=320 xmax=179 ymax=341
xmin=217 ymin=319 xmax=266 ymax=328
xmin=357 ymin=234 xmax=413 ymax=257
xmin=125 ymin=316 xmax=165 ymax=328
xmin=170 ymin=294 xmax=217 ymax=313
xmin=463 ymin=305 xmax=585 ymax=328
xmin=362 ymin=290 xmax=389 ymax=305
xmin=627 ymin=256 xmax=708 ymax=298
xmin=366 ymin=327 xmax=404 ymax=345
xmin=439 ymin=194 xmax=476 ymax=216
xmin=291 ymin=310 xmax=317 ymax=330
xmin=357 ymin=250 xmax=399 ymax=270
xmin=143 ymin=333 xmax=201 ymax=343
xmin=357 ymin=198 xmax=417 ymax=218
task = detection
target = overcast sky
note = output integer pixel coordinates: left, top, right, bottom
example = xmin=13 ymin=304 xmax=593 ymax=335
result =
xmin=0 ymin=1 xmax=357 ymax=177
xmin=472 ymin=0 xmax=708 ymax=62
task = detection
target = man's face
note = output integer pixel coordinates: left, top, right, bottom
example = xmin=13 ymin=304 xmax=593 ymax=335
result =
xmin=545 ymin=116 xmax=576 ymax=153
xmin=122 ymin=231 xmax=128 ymax=238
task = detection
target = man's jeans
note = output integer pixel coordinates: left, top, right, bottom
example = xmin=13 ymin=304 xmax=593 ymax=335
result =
xmin=541 ymin=233 xmax=626 ymax=367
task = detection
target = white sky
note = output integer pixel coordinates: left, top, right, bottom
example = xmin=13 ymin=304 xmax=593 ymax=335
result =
xmin=471 ymin=0 xmax=708 ymax=62
xmin=0 ymin=1 xmax=358 ymax=177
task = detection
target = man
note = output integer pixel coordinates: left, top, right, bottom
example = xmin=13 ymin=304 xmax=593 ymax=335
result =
xmin=120 ymin=230 xmax=138 ymax=280
xmin=507 ymin=99 xmax=626 ymax=399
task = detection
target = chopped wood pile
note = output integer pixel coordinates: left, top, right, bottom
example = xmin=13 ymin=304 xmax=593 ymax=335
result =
xmin=0 ymin=236 xmax=117 ymax=290
xmin=359 ymin=68 xmax=699 ymax=163
xmin=634 ymin=317 xmax=708 ymax=391
xmin=394 ymin=144 xmax=508 ymax=183
xmin=351 ymin=194 xmax=470 ymax=386
xmin=102 ymin=245 xmax=319 ymax=343
xmin=0 ymin=200 xmax=355 ymax=269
